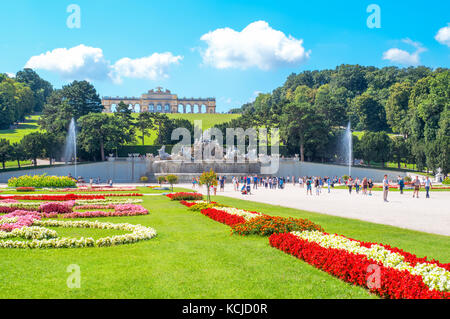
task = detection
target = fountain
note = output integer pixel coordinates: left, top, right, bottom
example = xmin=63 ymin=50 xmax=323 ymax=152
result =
xmin=63 ymin=118 xmax=77 ymax=178
xmin=340 ymin=122 xmax=353 ymax=177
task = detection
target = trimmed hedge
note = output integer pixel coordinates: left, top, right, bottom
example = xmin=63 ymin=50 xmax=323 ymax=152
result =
xmin=8 ymin=174 xmax=76 ymax=188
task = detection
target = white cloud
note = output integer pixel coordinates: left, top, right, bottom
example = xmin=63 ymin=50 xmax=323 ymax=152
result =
xmin=435 ymin=24 xmax=450 ymax=47
xmin=24 ymin=45 xmax=182 ymax=83
xmin=200 ymin=21 xmax=310 ymax=70
xmin=111 ymin=53 xmax=183 ymax=84
xmin=382 ymin=39 xmax=426 ymax=66
xmin=25 ymin=45 xmax=110 ymax=81
xmin=5 ymin=72 xmax=15 ymax=78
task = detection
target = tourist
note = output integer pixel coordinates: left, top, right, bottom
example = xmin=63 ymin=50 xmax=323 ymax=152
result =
xmin=306 ymin=177 xmax=312 ymax=195
xmin=347 ymin=177 xmax=353 ymax=194
xmin=424 ymin=176 xmax=432 ymax=198
xmin=292 ymin=176 xmax=295 ymax=186
xmin=318 ymin=177 xmax=323 ymax=194
xmin=192 ymin=177 xmax=197 ymax=189
xmin=219 ymin=176 xmax=225 ymax=191
xmin=413 ymin=176 xmax=421 ymax=198
xmin=383 ymin=175 xmax=389 ymax=202
xmin=398 ymin=176 xmax=405 ymax=194
xmin=299 ymin=177 xmax=304 ymax=188
xmin=253 ymin=175 xmax=258 ymax=190
xmin=287 ymin=176 xmax=290 ymax=185
xmin=327 ymin=177 xmax=331 ymax=193
xmin=89 ymin=177 xmax=93 ymax=188
xmin=314 ymin=177 xmax=320 ymax=196
xmin=362 ymin=177 xmax=368 ymax=195
xmin=108 ymin=179 xmax=113 ymax=187
xmin=368 ymin=179 xmax=373 ymax=196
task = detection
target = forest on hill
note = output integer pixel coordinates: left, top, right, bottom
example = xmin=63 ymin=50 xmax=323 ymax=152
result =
xmin=216 ymin=65 xmax=449 ymax=174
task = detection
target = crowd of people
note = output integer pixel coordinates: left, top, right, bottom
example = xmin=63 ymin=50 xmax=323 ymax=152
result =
xmin=191 ymin=173 xmax=435 ymax=202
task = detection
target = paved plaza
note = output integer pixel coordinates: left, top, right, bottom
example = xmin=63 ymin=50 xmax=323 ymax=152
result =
xmin=180 ymin=183 xmax=450 ymax=236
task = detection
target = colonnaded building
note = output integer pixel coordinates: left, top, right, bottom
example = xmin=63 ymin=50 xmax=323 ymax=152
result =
xmin=102 ymin=87 xmax=216 ymax=114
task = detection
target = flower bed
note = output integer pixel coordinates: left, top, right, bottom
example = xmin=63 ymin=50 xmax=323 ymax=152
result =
xmin=8 ymin=175 xmax=76 ymax=188
xmin=0 ymin=194 xmax=105 ymax=201
xmin=0 ymin=211 xmax=41 ymax=232
xmin=0 ymin=219 xmax=157 ymax=249
xmin=16 ymin=187 xmax=36 ymax=192
xmin=200 ymin=208 xmax=246 ymax=226
xmin=166 ymin=192 xmax=203 ymax=201
xmin=51 ymin=187 xmax=139 ymax=192
xmin=66 ymin=204 xmax=148 ymax=218
xmin=269 ymin=231 xmax=450 ymax=299
xmin=231 ymin=215 xmax=324 ymax=236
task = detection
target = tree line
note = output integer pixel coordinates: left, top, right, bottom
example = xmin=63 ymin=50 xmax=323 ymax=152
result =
xmin=216 ymin=65 xmax=449 ymax=174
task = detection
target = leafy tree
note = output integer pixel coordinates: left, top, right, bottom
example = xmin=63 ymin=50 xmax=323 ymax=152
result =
xmin=39 ymin=99 xmax=74 ymax=134
xmin=10 ymin=142 xmax=26 ymax=168
xmin=199 ymin=169 xmax=217 ymax=203
xmin=359 ymin=132 xmax=392 ymax=167
xmin=21 ymin=132 xmax=46 ymax=167
xmin=350 ymin=92 xmax=387 ymax=131
xmin=159 ymin=118 xmax=194 ymax=145
xmin=391 ymin=136 xmax=409 ymax=169
xmin=150 ymin=113 xmax=170 ymax=145
xmin=42 ymin=133 xmax=64 ymax=165
xmin=385 ymin=82 xmax=412 ymax=136
xmin=157 ymin=175 xmax=166 ymax=186
xmin=0 ymin=139 xmax=12 ymax=169
xmin=166 ymin=174 xmax=179 ymax=191
xmin=135 ymin=112 xmax=154 ymax=145
xmin=15 ymin=68 xmax=53 ymax=112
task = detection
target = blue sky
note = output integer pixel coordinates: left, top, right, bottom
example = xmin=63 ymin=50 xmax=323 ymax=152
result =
xmin=0 ymin=0 xmax=449 ymax=112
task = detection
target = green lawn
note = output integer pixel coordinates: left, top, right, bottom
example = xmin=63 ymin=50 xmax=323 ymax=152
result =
xmin=0 ymin=193 xmax=448 ymax=299
xmin=0 ymin=115 xmax=42 ymax=144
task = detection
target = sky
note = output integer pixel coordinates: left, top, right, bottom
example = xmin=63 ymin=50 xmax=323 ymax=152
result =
xmin=0 ymin=0 xmax=449 ymax=112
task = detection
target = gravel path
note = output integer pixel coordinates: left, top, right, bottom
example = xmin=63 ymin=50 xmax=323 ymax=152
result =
xmin=179 ymin=183 xmax=450 ymax=236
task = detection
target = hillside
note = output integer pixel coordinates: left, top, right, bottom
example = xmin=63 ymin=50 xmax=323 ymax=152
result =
xmin=0 ymin=113 xmax=240 ymax=146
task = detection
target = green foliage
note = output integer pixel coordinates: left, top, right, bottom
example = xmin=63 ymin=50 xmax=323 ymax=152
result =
xmin=157 ymin=176 xmax=167 ymax=185
xmin=165 ymin=174 xmax=179 ymax=191
xmin=0 ymin=138 xmax=12 ymax=169
xmin=359 ymin=131 xmax=392 ymax=167
xmin=199 ymin=169 xmax=217 ymax=203
xmin=15 ymin=68 xmax=53 ymax=112
xmin=7 ymin=174 xmax=76 ymax=188
xmin=442 ymin=177 xmax=450 ymax=185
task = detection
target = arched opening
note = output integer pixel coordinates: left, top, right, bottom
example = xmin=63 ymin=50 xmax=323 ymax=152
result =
xmin=194 ymin=104 xmax=200 ymax=114
xmin=178 ymin=104 xmax=184 ymax=113
xmin=149 ymin=104 xmax=155 ymax=112
xmin=186 ymin=104 xmax=193 ymax=113
xmin=134 ymin=104 xmax=141 ymax=113
xmin=157 ymin=104 xmax=162 ymax=112
xmin=111 ymin=104 xmax=117 ymax=112
xmin=164 ymin=104 xmax=170 ymax=113
xmin=128 ymin=104 xmax=134 ymax=112
xmin=201 ymin=104 xmax=206 ymax=114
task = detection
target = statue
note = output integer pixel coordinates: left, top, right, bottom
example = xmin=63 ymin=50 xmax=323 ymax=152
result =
xmin=435 ymin=167 xmax=444 ymax=183
xmin=158 ymin=145 xmax=171 ymax=160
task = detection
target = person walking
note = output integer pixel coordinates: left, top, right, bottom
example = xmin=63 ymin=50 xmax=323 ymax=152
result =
xmin=368 ymin=179 xmax=373 ymax=196
xmin=362 ymin=177 xmax=368 ymax=195
xmin=355 ymin=178 xmax=360 ymax=194
xmin=327 ymin=177 xmax=331 ymax=193
xmin=314 ymin=177 xmax=320 ymax=196
xmin=347 ymin=177 xmax=353 ymax=194
xmin=413 ymin=176 xmax=421 ymax=198
xmin=306 ymin=177 xmax=312 ymax=195
xmin=383 ymin=175 xmax=389 ymax=202
xmin=424 ymin=176 xmax=432 ymax=198
xmin=398 ymin=176 xmax=405 ymax=194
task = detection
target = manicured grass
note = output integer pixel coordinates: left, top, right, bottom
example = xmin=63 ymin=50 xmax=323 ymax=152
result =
xmin=0 ymin=193 xmax=448 ymax=299
xmin=0 ymin=115 xmax=42 ymax=144
xmin=0 ymin=186 xmax=190 ymax=195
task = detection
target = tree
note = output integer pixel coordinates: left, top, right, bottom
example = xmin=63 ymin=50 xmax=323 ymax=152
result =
xmin=21 ymin=132 xmax=46 ymax=167
xmin=391 ymin=136 xmax=409 ymax=169
xmin=359 ymin=132 xmax=392 ymax=167
xmin=166 ymin=174 xmax=179 ymax=192
xmin=135 ymin=112 xmax=154 ymax=145
xmin=39 ymin=99 xmax=74 ymax=135
xmin=0 ymin=139 xmax=12 ymax=169
xmin=78 ymin=113 xmax=133 ymax=161
xmin=199 ymin=169 xmax=217 ymax=203
xmin=150 ymin=113 xmax=170 ymax=145
xmin=42 ymin=133 xmax=64 ymax=165
xmin=15 ymin=68 xmax=53 ymax=112
xmin=350 ymin=92 xmax=387 ymax=131
xmin=314 ymin=84 xmax=348 ymax=127
xmin=157 ymin=176 xmax=166 ymax=186
xmin=10 ymin=142 xmax=26 ymax=168
xmin=385 ymin=82 xmax=412 ymax=136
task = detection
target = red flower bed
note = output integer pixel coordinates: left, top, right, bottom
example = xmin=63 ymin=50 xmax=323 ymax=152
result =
xmin=102 ymin=193 xmax=143 ymax=197
xmin=0 ymin=194 xmax=105 ymax=201
xmin=269 ymin=233 xmax=450 ymax=299
xmin=166 ymin=192 xmax=203 ymax=201
xmin=200 ymin=208 xmax=246 ymax=226
xmin=180 ymin=200 xmax=197 ymax=207
xmin=39 ymin=202 xmax=74 ymax=214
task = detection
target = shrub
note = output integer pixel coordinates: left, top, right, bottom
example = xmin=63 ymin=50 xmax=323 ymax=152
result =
xmin=166 ymin=192 xmax=203 ymax=201
xmin=404 ymin=176 xmax=412 ymax=183
xmin=8 ymin=174 xmax=76 ymax=188
xmin=231 ymin=215 xmax=324 ymax=236
xmin=16 ymin=187 xmax=35 ymax=192
xmin=140 ymin=176 xmax=149 ymax=183
xmin=442 ymin=177 xmax=450 ymax=185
